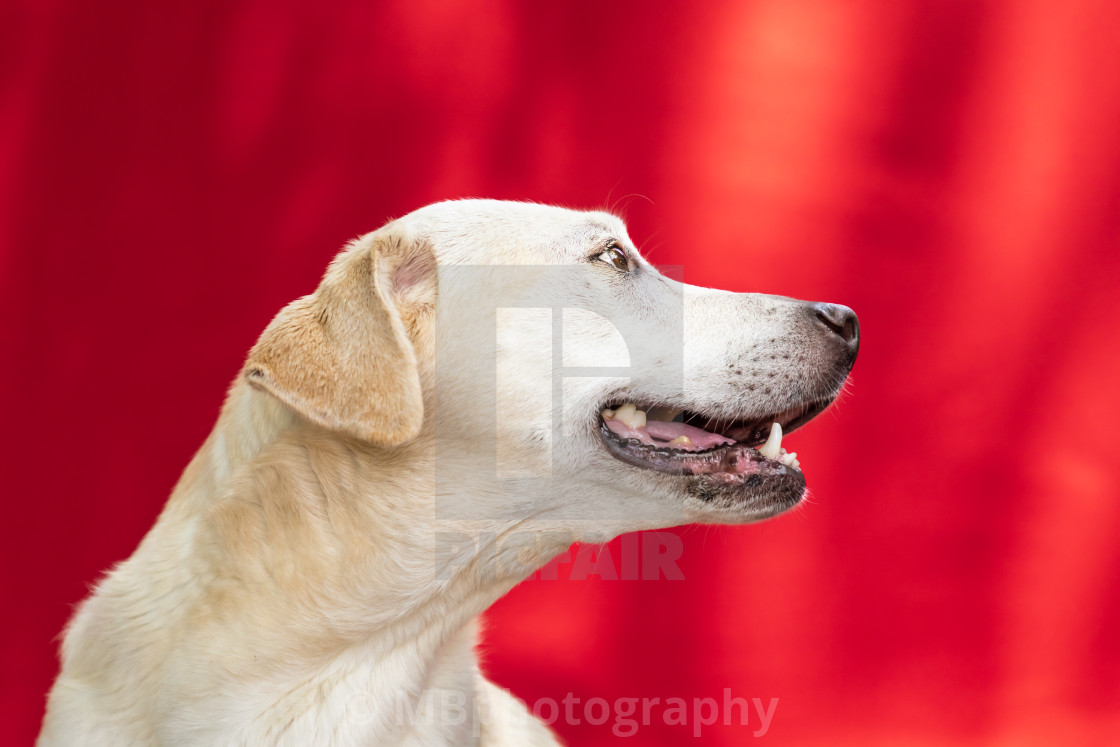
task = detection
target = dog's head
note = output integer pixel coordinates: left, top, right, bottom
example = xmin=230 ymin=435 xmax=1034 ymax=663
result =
xmin=244 ymin=200 xmax=858 ymax=528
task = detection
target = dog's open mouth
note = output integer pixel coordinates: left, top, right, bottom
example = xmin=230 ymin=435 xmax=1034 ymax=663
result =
xmin=597 ymin=399 xmax=831 ymax=483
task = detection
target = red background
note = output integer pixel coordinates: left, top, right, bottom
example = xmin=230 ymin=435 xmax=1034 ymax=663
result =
xmin=3 ymin=1 xmax=1120 ymax=744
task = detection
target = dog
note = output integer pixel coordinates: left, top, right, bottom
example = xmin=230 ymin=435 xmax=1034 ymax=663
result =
xmin=39 ymin=200 xmax=858 ymax=745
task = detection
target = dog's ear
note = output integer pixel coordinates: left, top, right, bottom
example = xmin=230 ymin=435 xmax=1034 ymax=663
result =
xmin=243 ymin=227 xmax=432 ymax=445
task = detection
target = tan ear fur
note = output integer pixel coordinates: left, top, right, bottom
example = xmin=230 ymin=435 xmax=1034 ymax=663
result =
xmin=243 ymin=229 xmax=427 ymax=445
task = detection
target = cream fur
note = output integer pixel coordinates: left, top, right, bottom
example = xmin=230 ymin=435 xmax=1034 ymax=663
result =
xmin=39 ymin=200 xmax=856 ymax=746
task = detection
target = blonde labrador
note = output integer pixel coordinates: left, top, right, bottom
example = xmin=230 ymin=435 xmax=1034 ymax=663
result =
xmin=39 ymin=200 xmax=858 ymax=746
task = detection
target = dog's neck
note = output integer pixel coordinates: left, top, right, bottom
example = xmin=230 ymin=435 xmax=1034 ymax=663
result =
xmin=124 ymin=380 xmax=569 ymax=729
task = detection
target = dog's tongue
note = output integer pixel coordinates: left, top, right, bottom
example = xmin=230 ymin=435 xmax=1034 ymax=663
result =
xmin=603 ymin=412 xmax=733 ymax=452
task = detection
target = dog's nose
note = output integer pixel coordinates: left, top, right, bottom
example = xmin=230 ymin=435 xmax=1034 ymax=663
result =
xmin=811 ymin=302 xmax=860 ymax=351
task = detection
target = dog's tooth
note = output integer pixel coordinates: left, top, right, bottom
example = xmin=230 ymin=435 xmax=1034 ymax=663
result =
xmin=758 ymin=422 xmax=782 ymax=459
xmin=614 ymin=403 xmax=646 ymax=429
xmin=602 ymin=408 xmax=616 ymax=419
xmin=669 ymin=435 xmax=692 ymax=445
xmin=779 ymin=451 xmax=798 ymax=467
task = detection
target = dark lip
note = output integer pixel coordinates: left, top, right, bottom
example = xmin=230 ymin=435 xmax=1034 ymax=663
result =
xmin=599 ymin=421 xmax=784 ymax=476
xmin=711 ymin=399 xmax=830 ymax=446
xmin=595 ymin=396 xmax=834 ymax=477
xmin=599 ymin=420 xmax=808 ymax=510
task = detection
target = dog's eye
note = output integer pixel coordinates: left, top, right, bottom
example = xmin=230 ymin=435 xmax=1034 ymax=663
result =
xmin=598 ymin=243 xmax=630 ymax=272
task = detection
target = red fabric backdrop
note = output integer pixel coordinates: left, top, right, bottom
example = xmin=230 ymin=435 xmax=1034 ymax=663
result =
xmin=3 ymin=1 xmax=1119 ymax=744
